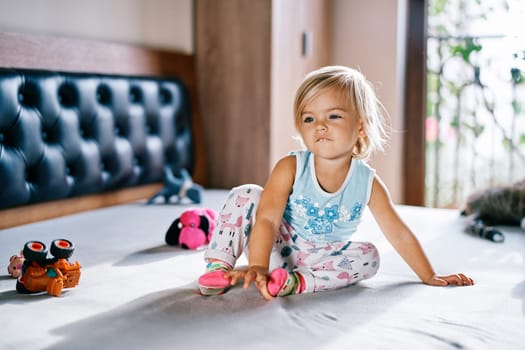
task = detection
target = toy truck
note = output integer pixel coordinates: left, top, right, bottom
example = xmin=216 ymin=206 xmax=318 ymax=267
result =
xmin=16 ymin=239 xmax=81 ymax=297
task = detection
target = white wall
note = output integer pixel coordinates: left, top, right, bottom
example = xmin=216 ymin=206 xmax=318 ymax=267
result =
xmin=331 ymin=0 xmax=407 ymax=202
xmin=0 ymin=0 xmax=193 ymax=53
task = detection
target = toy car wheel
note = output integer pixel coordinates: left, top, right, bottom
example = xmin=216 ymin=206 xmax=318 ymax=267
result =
xmin=16 ymin=280 xmax=33 ymax=294
xmin=23 ymin=241 xmax=48 ymax=262
xmin=50 ymin=239 xmax=75 ymax=259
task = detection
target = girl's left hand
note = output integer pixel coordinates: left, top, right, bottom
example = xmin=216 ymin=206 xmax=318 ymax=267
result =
xmin=425 ymin=273 xmax=474 ymax=286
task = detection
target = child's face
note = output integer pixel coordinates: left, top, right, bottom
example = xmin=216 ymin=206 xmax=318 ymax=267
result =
xmin=298 ymin=88 xmax=362 ymax=160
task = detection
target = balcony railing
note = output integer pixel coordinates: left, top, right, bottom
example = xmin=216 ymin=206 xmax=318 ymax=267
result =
xmin=426 ymin=34 xmax=525 ymax=208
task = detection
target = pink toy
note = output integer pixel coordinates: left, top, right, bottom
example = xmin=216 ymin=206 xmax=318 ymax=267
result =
xmin=165 ymin=208 xmax=218 ymax=249
xmin=7 ymin=251 xmax=25 ymax=278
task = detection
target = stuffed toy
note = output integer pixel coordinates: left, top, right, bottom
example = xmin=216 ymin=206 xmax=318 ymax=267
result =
xmin=165 ymin=208 xmax=218 ymax=249
xmin=7 ymin=251 xmax=25 ymax=278
xmin=147 ymin=167 xmax=203 ymax=205
xmin=461 ymin=178 xmax=525 ymax=242
xmin=15 ymin=239 xmax=81 ymax=296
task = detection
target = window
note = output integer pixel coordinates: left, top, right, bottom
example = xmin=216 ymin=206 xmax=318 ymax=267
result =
xmin=404 ymin=0 xmax=525 ymax=208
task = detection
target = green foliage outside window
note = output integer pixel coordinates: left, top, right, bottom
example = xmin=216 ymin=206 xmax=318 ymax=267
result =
xmin=426 ymin=0 xmax=525 ymax=207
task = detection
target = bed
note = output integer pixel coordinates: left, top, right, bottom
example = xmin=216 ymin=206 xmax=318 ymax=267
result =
xmin=1 ymin=33 xmax=524 ymax=350
xmin=1 ymin=200 xmax=524 ymax=349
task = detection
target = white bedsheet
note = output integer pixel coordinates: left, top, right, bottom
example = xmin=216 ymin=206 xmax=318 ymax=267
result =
xmin=0 ymin=189 xmax=523 ymax=349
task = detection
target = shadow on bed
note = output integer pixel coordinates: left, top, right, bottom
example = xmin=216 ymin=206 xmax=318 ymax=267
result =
xmin=513 ymin=280 xmax=525 ymax=315
xmin=0 ymin=288 xmax=76 ymax=304
xmin=44 ymin=281 xmax=419 ymax=350
xmin=113 ymin=245 xmax=200 ymax=267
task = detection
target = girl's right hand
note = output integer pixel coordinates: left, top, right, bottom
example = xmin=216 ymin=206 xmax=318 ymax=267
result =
xmin=245 ymin=265 xmax=273 ymax=300
xmin=226 ymin=265 xmax=273 ymax=300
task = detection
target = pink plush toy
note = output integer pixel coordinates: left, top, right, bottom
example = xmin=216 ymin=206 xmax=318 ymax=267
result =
xmin=7 ymin=251 xmax=25 ymax=278
xmin=165 ymin=208 xmax=218 ymax=249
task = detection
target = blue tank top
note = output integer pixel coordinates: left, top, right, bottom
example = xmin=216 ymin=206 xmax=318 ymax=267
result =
xmin=283 ymin=150 xmax=375 ymax=243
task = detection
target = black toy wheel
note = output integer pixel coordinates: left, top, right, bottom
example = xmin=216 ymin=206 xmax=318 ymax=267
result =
xmin=50 ymin=239 xmax=75 ymax=259
xmin=23 ymin=241 xmax=48 ymax=263
xmin=16 ymin=280 xmax=33 ymax=294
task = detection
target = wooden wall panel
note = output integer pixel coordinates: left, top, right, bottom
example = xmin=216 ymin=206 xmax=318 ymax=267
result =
xmin=196 ymin=0 xmax=330 ymax=188
xmin=403 ymin=0 xmax=427 ymax=205
xmin=196 ymin=0 xmax=272 ymax=188
xmin=270 ymin=0 xmax=331 ymax=167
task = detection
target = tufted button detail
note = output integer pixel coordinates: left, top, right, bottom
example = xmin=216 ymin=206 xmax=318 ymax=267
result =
xmin=18 ymin=82 xmax=39 ymax=107
xmin=159 ymin=88 xmax=172 ymax=104
xmin=129 ymin=86 xmax=143 ymax=103
xmin=79 ymin=124 xmax=92 ymax=139
xmin=96 ymin=84 xmax=111 ymax=105
xmin=25 ymin=167 xmax=35 ymax=183
xmin=58 ymin=83 xmax=78 ymax=107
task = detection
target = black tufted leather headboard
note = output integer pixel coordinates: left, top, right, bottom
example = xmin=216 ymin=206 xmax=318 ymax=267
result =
xmin=0 ymin=68 xmax=195 ymax=210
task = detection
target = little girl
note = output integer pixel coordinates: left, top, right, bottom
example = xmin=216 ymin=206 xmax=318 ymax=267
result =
xmin=198 ymin=66 xmax=474 ymax=300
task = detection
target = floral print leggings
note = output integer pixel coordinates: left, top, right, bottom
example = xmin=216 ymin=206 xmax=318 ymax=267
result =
xmin=204 ymin=184 xmax=380 ymax=293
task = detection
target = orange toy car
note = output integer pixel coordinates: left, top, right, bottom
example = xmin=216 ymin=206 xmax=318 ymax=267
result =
xmin=16 ymin=239 xmax=81 ymax=297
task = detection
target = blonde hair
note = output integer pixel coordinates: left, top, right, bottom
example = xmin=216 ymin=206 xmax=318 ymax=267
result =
xmin=293 ymin=66 xmax=390 ymax=160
